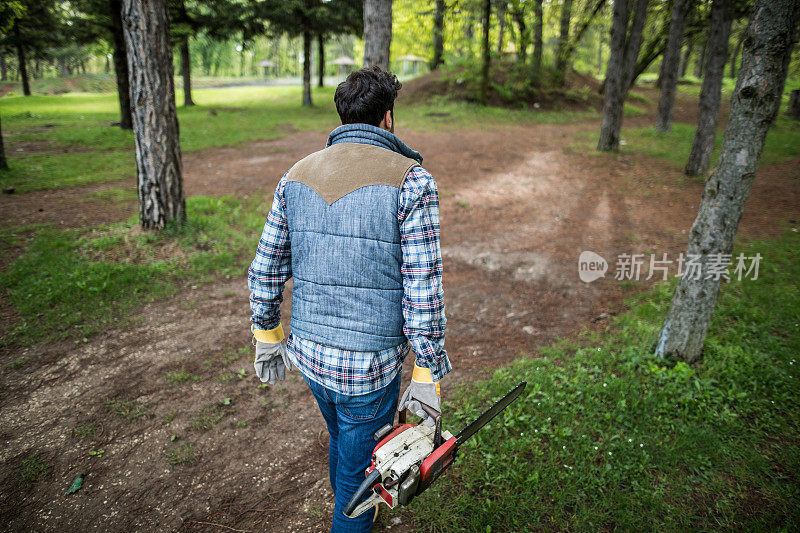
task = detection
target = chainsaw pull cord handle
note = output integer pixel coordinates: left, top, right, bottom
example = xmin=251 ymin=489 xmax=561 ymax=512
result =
xmin=343 ymin=467 xmax=382 ymax=518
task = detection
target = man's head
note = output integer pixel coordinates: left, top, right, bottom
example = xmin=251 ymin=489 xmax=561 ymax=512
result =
xmin=334 ymin=66 xmax=402 ymax=132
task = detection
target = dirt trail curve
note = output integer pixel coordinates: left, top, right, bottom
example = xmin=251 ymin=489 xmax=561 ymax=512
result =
xmin=1 ymin=89 xmax=799 ymax=531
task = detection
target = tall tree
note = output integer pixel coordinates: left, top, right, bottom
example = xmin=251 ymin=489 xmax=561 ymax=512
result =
xmin=0 ymin=114 xmax=7 ymax=171
xmin=655 ymin=0 xmax=692 ymax=132
xmin=511 ymin=0 xmax=528 ymax=64
xmin=364 ymin=0 xmax=392 ymax=70
xmin=122 ymin=0 xmax=185 ymax=229
xmin=685 ymin=0 xmax=733 ymax=176
xmin=170 ymin=0 xmax=195 ymax=107
xmin=431 ymin=0 xmax=445 ymax=69
xmin=109 ymin=0 xmax=132 ymax=128
xmin=480 ymin=0 xmax=491 ymax=104
xmin=531 ymin=0 xmax=543 ymax=80
xmin=555 ymin=0 xmax=574 ymax=77
xmin=556 ymin=0 xmax=607 ymax=84
xmin=317 ymin=33 xmax=324 ymax=87
xmin=655 ymin=0 xmax=800 ymax=363
xmin=598 ymin=0 xmax=649 ymax=152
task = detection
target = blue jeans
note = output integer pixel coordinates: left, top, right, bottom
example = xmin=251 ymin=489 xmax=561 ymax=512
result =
xmin=303 ymin=370 xmax=402 ymax=533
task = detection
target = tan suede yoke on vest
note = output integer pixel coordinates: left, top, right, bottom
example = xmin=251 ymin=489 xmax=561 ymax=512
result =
xmin=285 ymin=143 xmax=420 ymax=205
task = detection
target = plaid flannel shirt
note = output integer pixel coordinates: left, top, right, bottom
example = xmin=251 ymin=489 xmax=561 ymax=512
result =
xmin=248 ymin=165 xmax=450 ymax=395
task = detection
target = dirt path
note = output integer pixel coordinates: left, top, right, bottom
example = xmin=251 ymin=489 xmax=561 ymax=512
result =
xmin=1 ymin=89 xmax=799 ymax=532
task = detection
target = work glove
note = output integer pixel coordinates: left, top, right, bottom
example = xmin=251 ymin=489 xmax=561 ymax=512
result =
xmin=399 ymin=362 xmax=441 ymax=427
xmin=252 ymin=324 xmax=292 ymax=385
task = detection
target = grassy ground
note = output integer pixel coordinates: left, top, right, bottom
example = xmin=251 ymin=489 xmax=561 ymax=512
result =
xmin=411 ymin=229 xmax=800 ymax=531
xmin=0 ymin=195 xmax=266 ymax=347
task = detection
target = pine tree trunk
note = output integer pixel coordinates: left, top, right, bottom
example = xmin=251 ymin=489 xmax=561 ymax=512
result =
xmin=622 ymin=0 xmax=648 ymax=90
xmin=598 ymin=0 xmax=630 ymax=151
xmin=694 ymin=36 xmax=707 ymax=77
xmin=496 ymin=0 xmax=506 ymax=55
xmin=513 ymin=6 xmax=528 ymax=64
xmin=555 ymin=0 xmax=574 ymax=79
xmin=685 ymin=0 xmax=732 ymax=176
xmin=0 ymin=114 xmax=8 ymax=170
xmin=431 ymin=0 xmax=445 ymax=69
xmin=679 ymin=39 xmax=693 ymax=77
xmin=789 ymin=89 xmax=800 ymax=120
xmin=109 ymin=0 xmax=132 ymax=129
xmin=122 ymin=0 xmax=185 ymax=230
xmin=729 ymin=31 xmax=743 ymax=78
xmin=302 ymin=29 xmax=313 ymax=107
xmin=14 ymin=26 xmax=30 ymax=96
xmin=656 ymin=0 xmax=800 ymax=363
xmin=317 ymin=34 xmax=324 ymax=88
xmin=364 ymin=0 xmax=392 ymax=70
xmin=532 ymin=0 xmax=543 ymax=80
xmin=1 ymin=55 xmax=7 ymax=81
xmin=181 ymin=36 xmax=194 ymax=107
xmin=480 ymin=0 xmax=491 ymax=104
xmin=656 ymin=0 xmax=690 ymax=132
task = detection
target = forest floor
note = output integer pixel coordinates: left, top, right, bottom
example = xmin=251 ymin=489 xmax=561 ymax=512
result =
xmin=1 ymin=84 xmax=799 ymax=532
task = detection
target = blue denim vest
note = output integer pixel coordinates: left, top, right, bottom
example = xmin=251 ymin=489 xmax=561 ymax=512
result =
xmin=283 ymin=125 xmax=422 ymax=351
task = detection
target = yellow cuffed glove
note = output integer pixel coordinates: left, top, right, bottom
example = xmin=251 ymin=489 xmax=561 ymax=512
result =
xmin=398 ymin=361 xmax=441 ymax=427
xmin=252 ymin=324 xmax=291 ymax=385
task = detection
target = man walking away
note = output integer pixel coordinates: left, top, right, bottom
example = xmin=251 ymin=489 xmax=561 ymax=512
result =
xmin=248 ymin=66 xmax=451 ymax=532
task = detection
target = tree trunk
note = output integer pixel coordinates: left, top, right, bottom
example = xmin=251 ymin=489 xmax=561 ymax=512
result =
xmin=532 ymin=0 xmax=543 ymax=80
xmin=789 ymin=89 xmax=800 ymax=120
xmin=317 ymin=34 xmax=325 ymax=88
xmin=555 ymin=0 xmax=574 ymax=81
xmin=480 ymin=0 xmax=491 ymax=104
xmin=496 ymin=0 xmax=506 ymax=54
xmin=512 ymin=6 xmax=528 ymax=64
xmin=109 ymin=0 xmax=132 ymax=129
xmin=363 ymin=0 xmax=392 ymax=70
xmin=598 ymin=0 xmax=648 ymax=151
xmin=14 ymin=26 xmax=31 ymax=96
xmin=558 ymin=0 xmax=607 ymax=83
xmin=431 ymin=0 xmax=445 ymax=69
xmin=655 ymin=0 xmax=800 ymax=363
xmin=0 ymin=114 xmax=8 ymax=171
xmin=122 ymin=0 xmax=185 ymax=230
xmin=685 ymin=0 xmax=732 ymax=176
xmin=679 ymin=39 xmax=693 ymax=77
xmin=302 ymin=29 xmax=313 ymax=107
xmin=180 ymin=36 xmax=194 ymax=107
xmin=1 ymin=56 xmax=7 ymax=81
xmin=694 ymin=36 xmax=707 ymax=77
xmin=729 ymin=30 xmax=743 ymax=78
xmin=655 ymin=0 xmax=690 ymax=132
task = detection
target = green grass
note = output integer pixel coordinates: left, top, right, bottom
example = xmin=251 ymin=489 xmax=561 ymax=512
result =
xmin=413 ymin=229 xmax=800 ymax=531
xmin=0 ymin=194 xmax=267 ymax=346
xmin=73 ymin=422 xmax=100 ymax=438
xmin=164 ymin=369 xmax=203 ymax=385
xmin=105 ymin=397 xmax=149 ymax=421
xmin=18 ymin=453 xmax=49 ymax=488
xmin=165 ymin=442 xmax=195 ymax=465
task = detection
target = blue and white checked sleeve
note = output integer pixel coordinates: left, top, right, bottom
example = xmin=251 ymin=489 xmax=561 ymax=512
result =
xmin=248 ymin=173 xmax=292 ymax=331
xmin=399 ymin=167 xmax=451 ymax=381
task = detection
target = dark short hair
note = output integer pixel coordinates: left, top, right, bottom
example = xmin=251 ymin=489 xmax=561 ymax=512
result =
xmin=334 ymin=66 xmax=402 ymax=126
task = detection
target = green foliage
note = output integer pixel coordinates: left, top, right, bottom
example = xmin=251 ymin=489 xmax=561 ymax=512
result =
xmin=191 ymin=403 xmax=230 ymax=430
xmin=413 ymin=230 xmax=800 ymax=531
xmin=164 ymin=369 xmax=202 ymax=385
xmin=73 ymin=422 xmax=100 ymax=438
xmin=18 ymin=453 xmax=49 ymax=488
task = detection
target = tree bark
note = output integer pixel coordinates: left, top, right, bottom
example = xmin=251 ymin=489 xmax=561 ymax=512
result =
xmin=729 ymin=30 xmax=743 ymax=78
xmin=512 ymin=5 xmax=528 ymax=64
xmin=558 ymin=0 xmax=607 ymax=82
xmin=122 ymin=0 xmax=185 ymax=230
xmin=109 ymin=0 xmax=132 ymax=129
xmin=598 ymin=0 xmax=648 ymax=151
xmin=0 ymin=114 xmax=8 ymax=170
xmin=555 ymin=0 xmax=574 ymax=79
xmin=14 ymin=26 xmax=30 ymax=96
xmin=480 ymin=0 xmax=491 ymax=104
xmin=302 ymin=29 xmax=313 ymax=107
xmin=532 ymin=0 xmax=543 ymax=80
xmin=656 ymin=0 xmax=800 ymax=363
xmin=431 ymin=0 xmax=445 ymax=69
xmin=685 ymin=0 xmax=732 ymax=176
xmin=180 ymin=36 xmax=194 ymax=107
xmin=317 ymin=34 xmax=325 ymax=87
xmin=363 ymin=0 xmax=392 ymax=70
xmin=694 ymin=35 xmax=706 ymax=77
xmin=789 ymin=89 xmax=800 ymax=120
xmin=656 ymin=0 xmax=691 ymax=132
xmin=679 ymin=39 xmax=693 ymax=77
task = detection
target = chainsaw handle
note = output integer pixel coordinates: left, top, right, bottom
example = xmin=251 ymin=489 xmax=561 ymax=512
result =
xmin=343 ymin=468 xmax=382 ymax=518
xmin=398 ymin=403 xmax=441 ymax=424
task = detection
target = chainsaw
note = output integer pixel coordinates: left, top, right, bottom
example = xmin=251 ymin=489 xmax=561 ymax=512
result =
xmin=343 ymin=381 xmax=527 ymax=518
